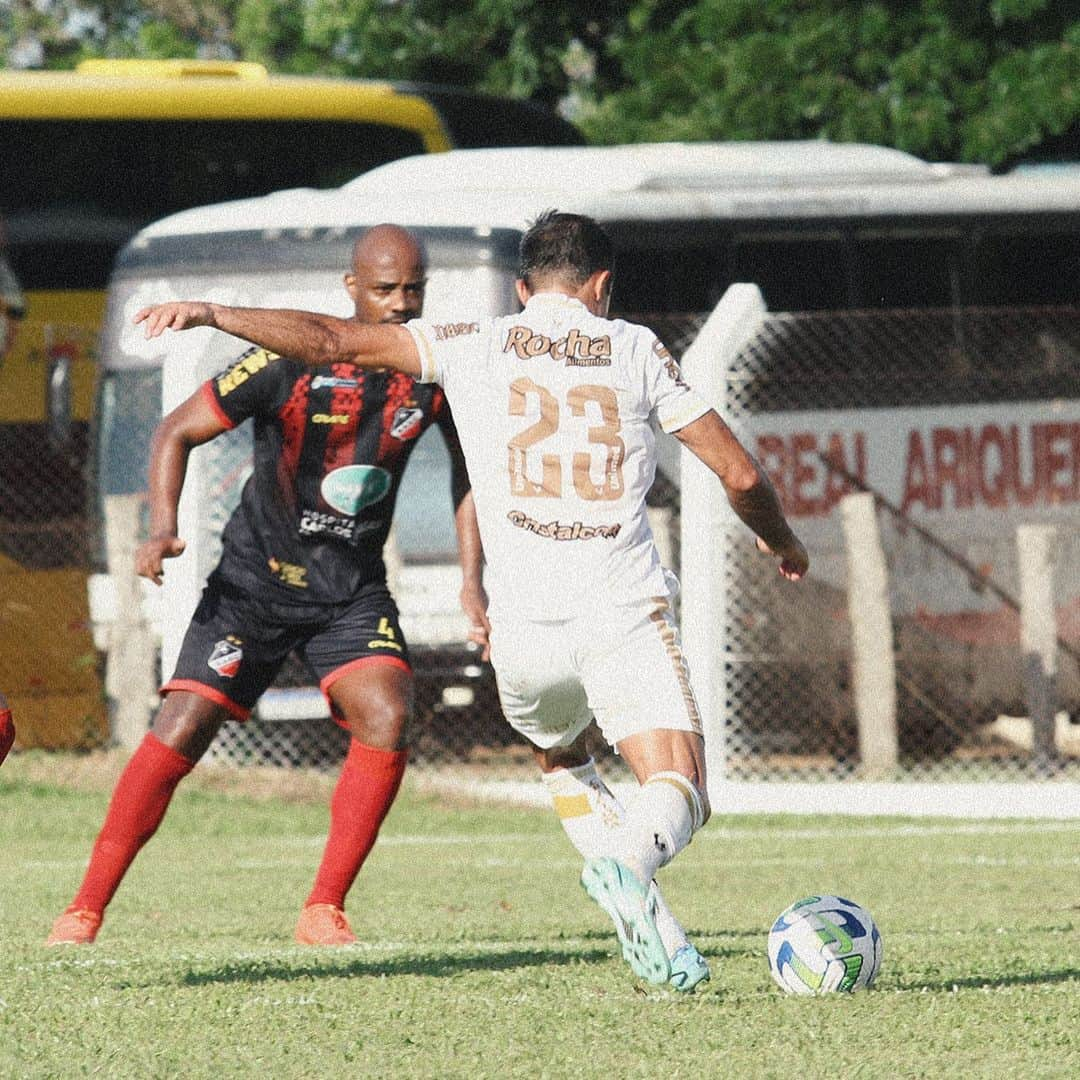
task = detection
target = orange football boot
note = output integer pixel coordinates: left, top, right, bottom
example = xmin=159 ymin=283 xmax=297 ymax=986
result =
xmin=46 ymin=909 xmax=102 ymax=945
xmin=294 ymin=903 xmax=357 ymax=946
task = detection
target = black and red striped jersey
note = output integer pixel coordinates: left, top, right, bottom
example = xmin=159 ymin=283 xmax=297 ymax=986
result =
xmin=202 ymin=346 xmax=464 ymax=607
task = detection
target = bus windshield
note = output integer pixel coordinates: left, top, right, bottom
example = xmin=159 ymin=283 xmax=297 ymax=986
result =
xmin=4 ymin=119 xmax=426 ymax=277
xmin=4 ymin=119 xmax=429 ymax=291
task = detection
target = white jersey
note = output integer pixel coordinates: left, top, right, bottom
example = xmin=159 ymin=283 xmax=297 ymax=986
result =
xmin=406 ymin=293 xmax=711 ymax=619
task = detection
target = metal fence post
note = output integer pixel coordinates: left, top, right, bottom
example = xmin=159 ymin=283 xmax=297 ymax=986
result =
xmin=104 ymin=494 xmax=156 ymax=750
xmin=1017 ymin=524 xmax=1059 ymax=775
xmin=840 ymin=492 xmax=898 ymax=777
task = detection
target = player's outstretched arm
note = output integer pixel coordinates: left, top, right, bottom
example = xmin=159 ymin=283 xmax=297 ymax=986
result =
xmin=135 ymin=391 xmax=228 ymax=587
xmin=134 ymin=301 xmax=421 ymax=376
xmin=674 ymin=410 xmax=809 ymax=581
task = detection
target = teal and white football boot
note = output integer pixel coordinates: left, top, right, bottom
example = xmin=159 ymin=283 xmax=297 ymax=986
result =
xmin=668 ymin=942 xmax=710 ymax=993
xmin=581 ymin=857 xmax=670 ymax=985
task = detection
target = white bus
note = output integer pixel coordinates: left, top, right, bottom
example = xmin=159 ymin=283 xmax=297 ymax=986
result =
xmin=95 ymin=142 xmax=1080 ymax=770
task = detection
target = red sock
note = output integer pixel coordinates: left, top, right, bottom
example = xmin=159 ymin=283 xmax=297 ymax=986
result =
xmin=68 ymin=733 xmax=195 ymax=916
xmin=305 ymin=740 xmax=407 ymax=909
xmin=0 ymin=708 xmax=14 ymax=766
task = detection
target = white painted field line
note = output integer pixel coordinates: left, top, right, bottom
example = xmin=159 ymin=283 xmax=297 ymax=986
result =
xmin=418 ymin=776 xmax=1080 ymax=819
xmin=26 ymin=845 xmax=1075 ymax=877
xmin=700 ymin=820 xmax=1080 ymax=841
xmin=17 ymin=820 xmax=1075 ymax=879
xmin=19 ymin=859 xmax=95 ymax=870
xmin=377 ymin=819 xmax=1079 ymax=845
xmin=708 ymin=781 xmax=1080 ymax=819
xmin=928 ymin=853 xmax=1080 ymax=867
xmin=259 ymin=818 xmax=1079 ymax=856
xmin=277 ymin=832 xmax=554 ymax=848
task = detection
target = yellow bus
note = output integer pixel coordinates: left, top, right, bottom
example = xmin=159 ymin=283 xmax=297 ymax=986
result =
xmin=0 ymin=59 xmax=581 ymax=750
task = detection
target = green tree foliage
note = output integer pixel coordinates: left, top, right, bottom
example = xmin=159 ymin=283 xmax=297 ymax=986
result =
xmin=576 ymin=0 xmax=1080 ymax=165
xmin=3 ymin=0 xmax=1077 ymax=166
xmin=1 ymin=2 xmax=628 ymax=103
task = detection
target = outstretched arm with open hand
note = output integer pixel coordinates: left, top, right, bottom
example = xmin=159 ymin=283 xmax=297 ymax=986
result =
xmin=134 ymin=301 xmax=421 ymax=376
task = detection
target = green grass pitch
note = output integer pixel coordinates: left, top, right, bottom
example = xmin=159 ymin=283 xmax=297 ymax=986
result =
xmin=1 ymin=753 xmax=1077 ymax=1078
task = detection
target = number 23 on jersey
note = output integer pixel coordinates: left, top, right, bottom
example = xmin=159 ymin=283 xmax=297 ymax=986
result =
xmin=507 ymin=378 xmax=625 ymax=501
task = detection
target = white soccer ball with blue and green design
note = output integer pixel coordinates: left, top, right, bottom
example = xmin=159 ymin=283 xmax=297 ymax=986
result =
xmin=767 ymin=895 xmax=882 ymax=994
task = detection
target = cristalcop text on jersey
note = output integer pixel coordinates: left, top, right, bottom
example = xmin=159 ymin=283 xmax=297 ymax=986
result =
xmin=507 ymin=509 xmax=621 ymax=540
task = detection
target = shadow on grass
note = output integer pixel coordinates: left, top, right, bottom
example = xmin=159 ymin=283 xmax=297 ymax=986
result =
xmin=573 ymin=927 xmax=761 ymax=958
xmin=179 ymin=945 xmax=612 ymax=986
xmin=173 ymin=928 xmax=764 ymax=988
xmin=899 ymin=968 xmax=1080 ymax=992
xmin=686 ymin=927 xmax=764 ymax=939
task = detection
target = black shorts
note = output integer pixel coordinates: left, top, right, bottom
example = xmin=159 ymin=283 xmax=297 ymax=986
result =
xmin=163 ymin=576 xmax=411 ymax=719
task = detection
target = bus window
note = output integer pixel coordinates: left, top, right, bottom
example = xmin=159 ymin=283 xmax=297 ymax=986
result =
xmin=608 ymin=245 xmax=721 ymax=314
xmin=731 ymin=236 xmax=849 ymax=311
xmin=851 ymin=235 xmax=964 ymax=309
xmin=604 ymin=230 xmax=968 ymax=316
xmin=392 ymin=425 xmax=459 ymax=561
xmin=974 ymin=231 xmax=1080 ymax=305
xmin=394 ymin=84 xmax=583 ymax=148
xmin=97 ymin=367 xmax=162 ymax=501
xmin=10 ymin=235 xmax=126 ymax=292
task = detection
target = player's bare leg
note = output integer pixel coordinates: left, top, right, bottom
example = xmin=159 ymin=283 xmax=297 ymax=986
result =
xmin=617 ymin=728 xmax=708 ymax=793
xmin=47 ymin=692 xmax=225 ymax=944
xmin=151 ymin=690 xmax=231 ymax=761
xmin=296 ymin=662 xmax=411 ymax=946
xmin=535 ymin=730 xmax=710 ymax=989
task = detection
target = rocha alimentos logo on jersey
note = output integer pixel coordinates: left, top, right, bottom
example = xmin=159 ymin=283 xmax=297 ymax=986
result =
xmin=503 ymin=325 xmax=612 ymax=366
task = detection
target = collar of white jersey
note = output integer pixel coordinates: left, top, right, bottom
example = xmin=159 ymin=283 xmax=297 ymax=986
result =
xmin=523 ymin=292 xmax=590 ymax=313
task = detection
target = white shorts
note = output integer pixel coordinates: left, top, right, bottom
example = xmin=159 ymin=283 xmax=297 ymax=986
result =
xmin=488 ymin=593 xmax=703 ymax=750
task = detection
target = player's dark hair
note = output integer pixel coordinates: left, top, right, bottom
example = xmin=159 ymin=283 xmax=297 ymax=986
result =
xmin=518 ymin=210 xmax=614 ymax=290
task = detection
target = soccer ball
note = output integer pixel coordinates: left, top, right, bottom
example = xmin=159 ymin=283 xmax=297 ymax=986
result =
xmin=767 ymin=895 xmax=882 ymax=994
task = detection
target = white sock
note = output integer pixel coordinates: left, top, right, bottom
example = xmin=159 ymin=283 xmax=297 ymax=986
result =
xmin=541 ymin=760 xmax=691 ymax=955
xmin=609 ymin=771 xmax=705 ymax=885
xmin=541 ymin=758 xmax=623 ymax=859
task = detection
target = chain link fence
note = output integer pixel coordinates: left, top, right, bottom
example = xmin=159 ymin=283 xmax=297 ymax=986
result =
xmin=690 ymin=302 xmax=1080 ymax=781
xmin=0 ymin=423 xmax=91 ymax=568
xmin=0 ymin=313 xmax=108 ymax=750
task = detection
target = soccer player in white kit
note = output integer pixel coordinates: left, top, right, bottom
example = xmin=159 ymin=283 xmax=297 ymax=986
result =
xmin=136 ymin=212 xmax=809 ymax=990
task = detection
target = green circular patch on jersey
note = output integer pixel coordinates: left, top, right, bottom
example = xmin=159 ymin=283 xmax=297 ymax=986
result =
xmin=321 ymin=465 xmax=392 ymax=516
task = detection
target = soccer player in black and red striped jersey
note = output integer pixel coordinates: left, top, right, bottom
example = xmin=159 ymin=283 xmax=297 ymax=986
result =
xmin=48 ymin=225 xmax=489 ymax=946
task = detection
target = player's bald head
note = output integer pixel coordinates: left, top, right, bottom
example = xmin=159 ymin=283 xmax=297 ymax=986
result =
xmin=345 ymin=225 xmax=427 ymax=324
xmin=351 ymin=224 xmax=427 ymax=277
